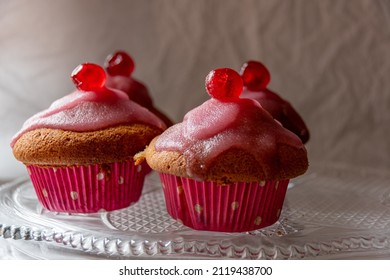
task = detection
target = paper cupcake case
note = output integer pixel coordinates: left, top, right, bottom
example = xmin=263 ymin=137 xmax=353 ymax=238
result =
xmin=27 ymin=161 xmax=149 ymax=213
xmin=159 ymin=173 xmax=192 ymax=226
xmin=159 ymin=173 xmax=289 ymax=232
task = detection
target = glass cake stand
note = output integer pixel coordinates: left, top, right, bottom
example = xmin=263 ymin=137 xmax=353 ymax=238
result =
xmin=1 ymin=162 xmax=390 ymax=259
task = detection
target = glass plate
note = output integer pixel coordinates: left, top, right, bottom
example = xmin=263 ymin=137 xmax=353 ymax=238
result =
xmin=1 ymin=162 xmax=390 ymax=259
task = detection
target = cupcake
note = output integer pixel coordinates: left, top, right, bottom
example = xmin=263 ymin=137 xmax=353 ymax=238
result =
xmin=136 ymin=68 xmax=308 ymax=232
xmin=105 ymin=50 xmax=174 ymax=127
xmin=240 ymin=60 xmax=310 ymax=144
xmin=11 ymin=63 xmax=166 ymax=213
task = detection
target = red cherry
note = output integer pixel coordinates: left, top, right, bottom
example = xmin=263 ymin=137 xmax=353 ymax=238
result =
xmin=240 ymin=60 xmax=271 ymax=91
xmin=205 ymin=68 xmax=243 ymax=100
xmin=105 ymin=51 xmax=135 ymax=77
xmin=71 ymin=63 xmax=106 ymax=91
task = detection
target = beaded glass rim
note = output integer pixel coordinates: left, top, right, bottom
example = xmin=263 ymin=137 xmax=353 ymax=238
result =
xmin=1 ymin=162 xmax=390 ymax=259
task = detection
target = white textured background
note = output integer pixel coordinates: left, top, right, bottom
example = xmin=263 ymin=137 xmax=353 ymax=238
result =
xmin=0 ymin=0 xmax=389 ymax=180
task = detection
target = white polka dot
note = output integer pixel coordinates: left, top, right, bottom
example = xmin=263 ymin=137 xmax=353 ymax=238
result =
xmin=259 ymin=181 xmax=266 ymax=187
xmin=97 ymin=172 xmax=105 ymax=181
xmin=70 ymin=191 xmax=78 ymax=200
xmin=194 ymin=204 xmax=203 ymax=214
xmin=177 ymin=186 xmax=183 ymax=194
xmin=42 ymin=188 xmax=48 ymax=198
xmin=118 ymin=176 xmax=124 ymax=185
xmin=254 ymin=216 xmax=262 ymax=225
xmin=231 ymin=201 xmax=239 ymax=210
xmin=137 ymin=165 xmax=142 ymax=173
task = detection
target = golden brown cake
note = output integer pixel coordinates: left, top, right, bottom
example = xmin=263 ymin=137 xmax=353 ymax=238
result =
xmin=137 ymin=67 xmax=308 ymax=232
xmin=143 ymin=137 xmax=307 ymax=185
xmin=11 ymin=63 xmax=166 ymax=213
xmin=13 ymin=124 xmax=161 ymax=166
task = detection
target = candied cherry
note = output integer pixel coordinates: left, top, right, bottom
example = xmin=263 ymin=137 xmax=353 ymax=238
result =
xmin=105 ymin=50 xmax=135 ymax=77
xmin=71 ymin=63 xmax=106 ymax=91
xmin=240 ymin=60 xmax=271 ymax=91
xmin=205 ymin=68 xmax=243 ymax=100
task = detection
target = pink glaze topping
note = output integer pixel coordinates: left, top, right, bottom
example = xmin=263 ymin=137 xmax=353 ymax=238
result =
xmin=106 ymin=75 xmax=154 ymax=109
xmin=241 ymin=88 xmax=310 ymax=143
xmin=104 ymin=51 xmax=154 ymax=109
xmin=155 ymin=98 xmax=303 ymax=180
xmin=240 ymin=60 xmax=309 ymax=143
xmin=241 ymin=88 xmax=286 ymax=120
xmin=155 ymin=68 xmax=304 ymax=180
xmin=11 ymin=64 xmax=166 ymax=147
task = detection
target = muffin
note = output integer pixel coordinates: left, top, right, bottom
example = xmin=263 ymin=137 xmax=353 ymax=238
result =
xmin=11 ymin=63 xmax=166 ymax=213
xmin=240 ymin=60 xmax=310 ymax=144
xmin=137 ymin=68 xmax=308 ymax=232
xmin=105 ymin=50 xmax=174 ymax=127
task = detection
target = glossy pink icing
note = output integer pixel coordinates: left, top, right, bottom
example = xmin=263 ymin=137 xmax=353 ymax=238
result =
xmin=11 ymin=87 xmax=166 ymax=147
xmin=155 ymin=98 xmax=303 ymax=180
xmin=241 ymin=88 xmax=310 ymax=143
xmin=106 ymin=75 xmax=154 ymax=109
xmin=241 ymin=89 xmax=287 ymax=120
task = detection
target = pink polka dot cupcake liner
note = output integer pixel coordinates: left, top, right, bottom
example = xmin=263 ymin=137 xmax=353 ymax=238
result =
xmin=27 ymin=160 xmax=149 ymax=213
xmin=159 ymin=173 xmax=289 ymax=232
